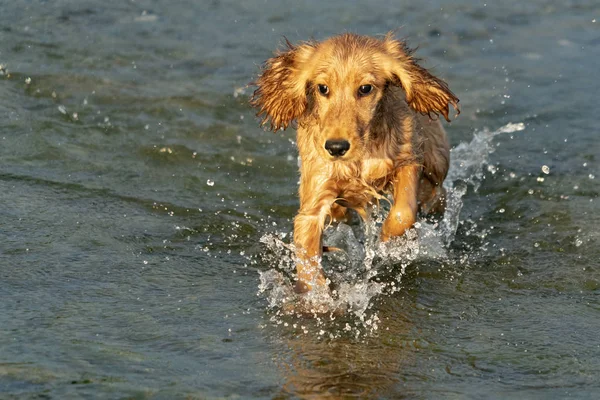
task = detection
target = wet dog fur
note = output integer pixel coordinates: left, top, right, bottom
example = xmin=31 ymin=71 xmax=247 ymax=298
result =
xmin=251 ymin=33 xmax=458 ymax=294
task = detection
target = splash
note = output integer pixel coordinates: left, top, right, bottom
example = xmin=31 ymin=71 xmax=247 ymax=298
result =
xmin=258 ymin=122 xmax=525 ymax=335
xmin=442 ymin=122 xmax=525 ymax=244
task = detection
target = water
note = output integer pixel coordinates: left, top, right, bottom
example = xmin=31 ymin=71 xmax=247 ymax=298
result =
xmin=1 ymin=0 xmax=599 ymax=398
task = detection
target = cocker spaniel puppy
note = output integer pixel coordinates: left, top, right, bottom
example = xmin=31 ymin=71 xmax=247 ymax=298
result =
xmin=252 ymin=33 xmax=459 ymax=294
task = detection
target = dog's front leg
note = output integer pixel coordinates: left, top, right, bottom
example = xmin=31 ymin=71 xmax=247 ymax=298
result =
xmin=381 ymin=164 xmax=420 ymax=241
xmin=293 ymin=197 xmax=334 ymax=293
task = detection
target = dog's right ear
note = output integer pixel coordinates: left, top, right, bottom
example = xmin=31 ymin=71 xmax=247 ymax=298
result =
xmin=251 ymin=39 xmax=315 ymax=131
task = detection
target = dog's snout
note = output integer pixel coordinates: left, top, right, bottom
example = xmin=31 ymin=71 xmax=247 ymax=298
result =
xmin=325 ymin=139 xmax=350 ymax=157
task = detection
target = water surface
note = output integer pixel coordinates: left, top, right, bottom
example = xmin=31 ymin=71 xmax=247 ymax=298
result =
xmin=1 ymin=0 xmax=599 ymax=398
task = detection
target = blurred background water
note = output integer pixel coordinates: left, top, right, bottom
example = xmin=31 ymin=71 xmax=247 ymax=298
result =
xmin=1 ymin=0 xmax=599 ymax=398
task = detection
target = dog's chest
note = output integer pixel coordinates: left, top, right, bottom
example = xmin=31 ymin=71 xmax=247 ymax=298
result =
xmin=334 ymin=158 xmax=395 ymax=208
xmin=361 ymin=158 xmax=395 ymax=188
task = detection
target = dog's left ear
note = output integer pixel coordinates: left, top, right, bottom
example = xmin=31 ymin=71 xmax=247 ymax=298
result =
xmin=382 ymin=34 xmax=459 ymax=122
xmin=251 ymin=39 xmax=316 ymax=131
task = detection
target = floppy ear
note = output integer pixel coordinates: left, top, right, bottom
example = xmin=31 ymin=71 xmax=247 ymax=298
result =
xmin=382 ymin=34 xmax=459 ymax=122
xmin=251 ymin=39 xmax=316 ymax=131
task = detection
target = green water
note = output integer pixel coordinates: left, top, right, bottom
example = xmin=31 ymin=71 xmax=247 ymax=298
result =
xmin=1 ymin=0 xmax=599 ymax=398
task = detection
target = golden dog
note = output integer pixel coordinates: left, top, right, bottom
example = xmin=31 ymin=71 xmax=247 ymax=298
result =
xmin=252 ymin=33 xmax=459 ymax=294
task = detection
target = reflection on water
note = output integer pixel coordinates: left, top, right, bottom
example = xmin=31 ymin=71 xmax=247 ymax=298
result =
xmin=268 ymin=292 xmax=421 ymax=398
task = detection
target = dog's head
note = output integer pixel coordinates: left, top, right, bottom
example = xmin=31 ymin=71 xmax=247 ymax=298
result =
xmin=251 ymin=33 xmax=458 ymax=161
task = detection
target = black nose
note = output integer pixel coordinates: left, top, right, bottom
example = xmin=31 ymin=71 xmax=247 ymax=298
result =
xmin=324 ymin=139 xmax=350 ymax=157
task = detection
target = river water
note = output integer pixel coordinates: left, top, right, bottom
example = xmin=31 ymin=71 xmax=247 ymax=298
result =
xmin=1 ymin=0 xmax=599 ymax=398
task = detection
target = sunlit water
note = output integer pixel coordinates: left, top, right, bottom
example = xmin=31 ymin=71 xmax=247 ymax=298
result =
xmin=1 ymin=0 xmax=599 ymax=398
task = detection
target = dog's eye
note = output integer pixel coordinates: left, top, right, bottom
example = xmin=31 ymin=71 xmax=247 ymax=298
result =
xmin=317 ymin=84 xmax=329 ymax=96
xmin=358 ymin=84 xmax=373 ymax=96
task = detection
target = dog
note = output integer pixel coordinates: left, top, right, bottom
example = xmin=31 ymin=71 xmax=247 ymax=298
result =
xmin=251 ymin=33 xmax=458 ymax=294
